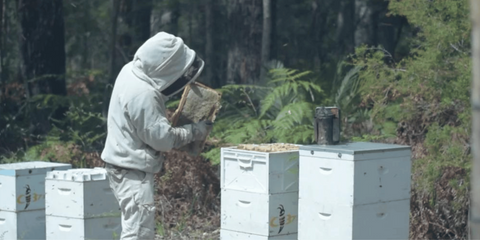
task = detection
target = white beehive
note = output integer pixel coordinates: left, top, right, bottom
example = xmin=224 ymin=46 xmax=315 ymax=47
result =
xmin=0 ymin=161 xmax=72 ymax=212
xmin=298 ymin=142 xmax=411 ymax=240
xmin=45 ymin=168 xmax=121 ymax=219
xmin=221 ymin=146 xmax=299 ymax=194
xmin=221 ymin=189 xmax=298 ymax=237
xmin=298 ymin=142 xmax=411 ymax=206
xmin=221 ymin=229 xmax=298 ymax=240
xmin=46 ymin=215 xmax=121 ymax=240
xmin=298 ymin=198 xmax=410 ymax=239
xmin=0 ymin=209 xmax=46 ymax=240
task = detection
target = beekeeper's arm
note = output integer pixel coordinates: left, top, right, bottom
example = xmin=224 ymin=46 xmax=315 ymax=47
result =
xmin=128 ymin=90 xmax=210 ymax=152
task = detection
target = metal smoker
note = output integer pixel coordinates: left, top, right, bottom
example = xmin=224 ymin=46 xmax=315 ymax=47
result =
xmin=314 ymin=106 xmax=341 ymax=145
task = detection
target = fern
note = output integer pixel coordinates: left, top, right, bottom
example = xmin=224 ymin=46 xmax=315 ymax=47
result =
xmin=212 ymin=67 xmax=324 ymax=146
xmin=200 ymin=67 xmax=327 ymax=164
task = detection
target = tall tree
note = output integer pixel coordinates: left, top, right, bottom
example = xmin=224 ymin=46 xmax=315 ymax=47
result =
xmin=132 ymin=0 xmax=152 ymax=42
xmin=260 ymin=0 xmax=271 ymax=80
xmin=0 ymin=0 xmax=5 ymax=100
xmin=270 ymin=0 xmax=276 ymax=61
xmin=335 ymin=0 xmax=355 ymax=56
xmin=16 ymin=0 xmax=66 ymax=134
xmin=205 ymin=0 xmax=215 ymax=87
xmin=471 ymin=0 xmax=480 ymax=237
xmin=103 ymin=0 xmax=120 ymax=117
xmin=354 ymin=0 xmax=377 ymax=47
xmin=227 ymin=0 xmax=262 ymax=84
xmin=118 ymin=0 xmax=152 ymax=60
xmin=109 ymin=0 xmax=120 ymax=86
xmin=81 ymin=0 xmax=91 ymax=69
xmin=165 ymin=0 xmax=181 ymax=36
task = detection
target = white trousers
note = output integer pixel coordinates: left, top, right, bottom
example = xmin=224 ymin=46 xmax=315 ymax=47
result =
xmin=105 ymin=164 xmax=156 ymax=240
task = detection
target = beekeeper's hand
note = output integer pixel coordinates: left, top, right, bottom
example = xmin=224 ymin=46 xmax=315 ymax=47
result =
xmin=191 ymin=120 xmax=213 ymax=141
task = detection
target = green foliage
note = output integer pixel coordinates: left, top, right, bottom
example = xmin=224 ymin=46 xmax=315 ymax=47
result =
xmin=213 ymin=68 xmax=324 ymax=145
xmin=351 ymin=134 xmax=387 ymax=143
xmin=330 ymin=63 xmax=374 ymax=138
xmin=0 ymin=109 xmax=30 ymax=152
xmin=0 ymin=85 xmax=106 ymax=165
xmin=166 ymin=99 xmax=181 ymax=109
xmin=349 ymin=3 xmax=472 ymax=237
xmin=0 ymin=150 xmax=25 ymax=164
xmin=203 ymin=68 xmax=326 ymax=164
xmin=201 ymin=147 xmax=221 ymax=166
xmin=333 ymin=65 xmax=362 ymax=114
xmin=415 ymin=123 xmax=471 ymax=194
xmin=353 ymin=0 xmax=471 ymax=197
xmin=156 ymin=222 xmax=166 ymax=237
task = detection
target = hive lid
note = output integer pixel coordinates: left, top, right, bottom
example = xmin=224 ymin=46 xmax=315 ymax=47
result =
xmin=46 ymin=167 xmax=107 ymax=182
xmin=300 ymin=142 xmax=410 ymax=155
xmin=0 ymin=161 xmax=72 ymax=177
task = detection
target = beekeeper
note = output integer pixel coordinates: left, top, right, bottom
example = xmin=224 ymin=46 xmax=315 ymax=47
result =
xmin=101 ymin=32 xmax=211 ymax=239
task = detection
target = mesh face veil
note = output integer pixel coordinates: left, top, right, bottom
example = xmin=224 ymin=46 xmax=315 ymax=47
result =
xmin=161 ymin=56 xmax=205 ymax=98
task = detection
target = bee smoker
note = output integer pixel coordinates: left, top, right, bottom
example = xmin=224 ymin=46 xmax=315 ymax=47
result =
xmin=314 ymin=107 xmax=341 ymax=145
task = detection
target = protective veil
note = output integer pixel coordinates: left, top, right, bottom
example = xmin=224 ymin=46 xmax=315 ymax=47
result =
xmin=102 ymin=32 xmax=204 ymax=239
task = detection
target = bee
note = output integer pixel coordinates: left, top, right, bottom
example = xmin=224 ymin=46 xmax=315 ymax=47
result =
xmin=0 ymin=230 xmax=8 ymax=240
xmin=24 ymin=184 xmax=31 ymax=210
xmin=278 ymin=204 xmax=285 ymax=234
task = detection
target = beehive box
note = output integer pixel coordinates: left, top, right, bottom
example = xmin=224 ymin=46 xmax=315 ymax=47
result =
xmin=221 ymin=144 xmax=300 ymax=194
xmin=298 ymin=142 xmax=411 ymax=205
xmin=221 ymin=190 xmax=298 ymax=237
xmin=46 ymin=215 xmax=121 ymax=240
xmin=0 ymin=209 xmax=46 ymax=240
xmin=0 ymin=161 xmax=72 ymax=212
xmin=171 ymin=82 xmax=221 ymax=156
xmin=298 ymin=198 xmax=410 ymax=239
xmin=45 ymin=168 xmax=120 ymax=219
xmin=221 ymin=229 xmax=298 ymax=240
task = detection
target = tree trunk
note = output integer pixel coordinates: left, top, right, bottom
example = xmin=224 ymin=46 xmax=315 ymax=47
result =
xmin=310 ymin=0 xmax=327 ymax=68
xmin=270 ymin=0 xmax=277 ymax=61
xmin=133 ymin=0 xmax=152 ymax=42
xmin=335 ymin=0 xmax=355 ymax=55
xmin=103 ymin=0 xmax=120 ymax=117
xmin=260 ymin=0 xmax=271 ymax=81
xmin=205 ymin=0 xmax=215 ymax=87
xmin=109 ymin=0 xmax=120 ymax=85
xmin=167 ymin=1 xmax=181 ymax=36
xmin=82 ymin=0 xmax=90 ymax=69
xmin=0 ymin=0 xmax=4 ymax=101
xmin=354 ymin=0 xmax=376 ymax=47
xmin=227 ymin=0 xmax=262 ymax=84
xmin=470 ymin=1 xmax=480 ymax=238
xmin=16 ymin=0 xmax=66 ymax=134
xmin=375 ymin=2 xmax=404 ymax=59
xmin=118 ymin=0 xmax=152 ymax=61
xmin=188 ymin=6 xmax=193 ymax=45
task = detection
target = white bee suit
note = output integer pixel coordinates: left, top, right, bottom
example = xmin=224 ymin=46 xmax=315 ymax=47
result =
xmin=102 ymin=32 xmax=208 ymax=239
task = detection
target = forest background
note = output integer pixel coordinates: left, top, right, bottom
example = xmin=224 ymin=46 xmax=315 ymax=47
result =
xmin=0 ymin=0 xmax=472 ymax=239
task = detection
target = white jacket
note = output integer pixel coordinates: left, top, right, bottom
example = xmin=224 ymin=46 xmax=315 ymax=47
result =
xmin=101 ymin=32 xmax=201 ymax=173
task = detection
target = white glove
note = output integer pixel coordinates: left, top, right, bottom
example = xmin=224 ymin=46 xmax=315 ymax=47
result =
xmin=191 ymin=121 xmax=213 ymax=141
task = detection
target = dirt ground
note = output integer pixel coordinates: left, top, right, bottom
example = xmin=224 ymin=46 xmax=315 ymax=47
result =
xmin=155 ymin=229 xmax=220 ymax=240
xmin=154 ymin=149 xmax=221 ymax=240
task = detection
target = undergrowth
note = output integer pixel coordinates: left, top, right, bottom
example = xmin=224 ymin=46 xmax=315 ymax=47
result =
xmin=352 ymin=1 xmax=471 ymax=238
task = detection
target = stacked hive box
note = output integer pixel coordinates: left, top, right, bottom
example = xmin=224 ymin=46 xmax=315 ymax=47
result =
xmin=45 ymin=168 xmax=121 ymax=239
xmin=298 ymin=142 xmax=411 ymax=239
xmin=0 ymin=161 xmax=72 ymax=239
xmin=220 ymin=144 xmax=299 ymax=239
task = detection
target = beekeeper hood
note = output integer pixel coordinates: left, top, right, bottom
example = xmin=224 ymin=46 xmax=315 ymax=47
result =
xmin=131 ymin=32 xmax=204 ymax=98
